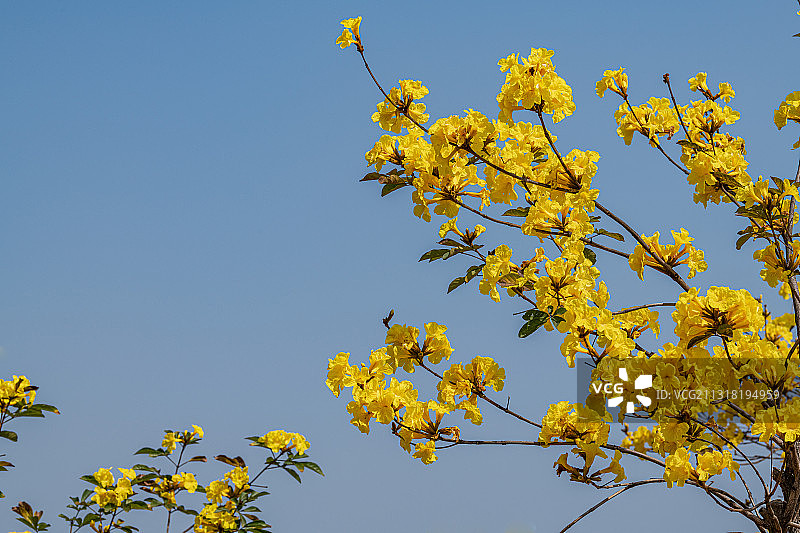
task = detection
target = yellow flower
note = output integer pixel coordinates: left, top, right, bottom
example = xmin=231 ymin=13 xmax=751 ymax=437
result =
xmin=412 ymin=440 xmax=438 ymax=464
xmin=205 ymin=479 xmax=229 ymax=504
xmin=162 ymin=432 xmax=178 ymax=454
xmin=664 ymin=447 xmax=695 ymax=488
xmin=94 ymin=468 xmax=114 ymax=488
xmin=774 ymin=91 xmax=800 ymax=149
xmin=0 ymin=375 xmax=36 ymax=407
xmin=628 ymin=229 xmax=707 ymax=280
xmin=224 ymin=466 xmax=249 ymax=490
xmin=258 ymin=430 xmax=310 ymax=455
xmin=672 ymin=286 xmax=761 ymax=347
xmin=596 ymin=68 xmax=628 ymax=98
xmin=336 ymin=17 xmax=362 ymax=50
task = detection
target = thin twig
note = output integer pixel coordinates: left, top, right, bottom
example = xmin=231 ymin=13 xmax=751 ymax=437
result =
xmin=612 ymin=302 xmax=676 ymax=315
xmin=559 ymin=478 xmax=664 ymax=533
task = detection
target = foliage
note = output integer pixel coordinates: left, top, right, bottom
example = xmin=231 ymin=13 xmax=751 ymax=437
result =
xmin=329 ymin=9 xmax=800 ymax=533
xmin=6 ymin=411 xmax=321 ymax=533
xmin=0 ymin=375 xmax=59 ymax=499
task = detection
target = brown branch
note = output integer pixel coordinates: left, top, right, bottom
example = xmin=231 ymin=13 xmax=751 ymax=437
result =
xmin=663 ymin=73 xmax=690 ymax=139
xmin=622 ymin=95 xmax=689 ymax=176
xmin=560 ymin=478 xmax=664 ymax=533
xmin=612 ymin=302 xmax=676 ymax=315
xmin=594 ymin=201 xmax=692 ymax=291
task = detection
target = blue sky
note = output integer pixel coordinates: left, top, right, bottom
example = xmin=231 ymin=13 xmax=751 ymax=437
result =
xmin=1 ymin=1 xmax=799 ymax=532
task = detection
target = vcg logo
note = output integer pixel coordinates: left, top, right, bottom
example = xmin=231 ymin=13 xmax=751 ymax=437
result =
xmin=591 ymin=368 xmax=653 ymax=413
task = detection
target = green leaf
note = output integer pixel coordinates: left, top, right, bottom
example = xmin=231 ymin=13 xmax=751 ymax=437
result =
xmin=418 ymin=249 xmax=449 ymax=262
xmin=676 ymin=139 xmax=708 ymax=152
xmin=521 ymin=308 xmax=542 ymax=321
xmin=447 ymin=277 xmax=466 ymax=293
xmin=502 ymin=207 xmax=530 ymax=217
xmin=518 ymin=311 xmax=549 ymax=338
xmin=294 ymin=461 xmax=324 ymax=476
xmin=283 ymin=467 xmax=302 ymax=483
xmin=80 ymin=474 xmax=100 ymax=487
xmin=551 ymin=307 xmax=567 ymax=327
xmin=133 ymin=447 xmax=167 ymax=457
xmin=15 ymin=406 xmax=46 ymax=418
xmin=380 ymin=182 xmax=406 ymax=196
xmin=465 ymin=265 xmax=482 ymax=282
xmin=0 ymin=430 xmax=18 ymax=442
xmin=127 ymin=501 xmax=152 ymax=511
xmin=215 ymin=454 xmax=246 ymax=468
xmin=437 ymin=238 xmax=462 ymax=247
xmin=132 ymin=464 xmax=160 ymax=473
xmin=360 ymin=172 xmax=383 ymax=182
xmin=687 ymin=334 xmax=711 ymax=349
xmin=32 ymin=403 xmax=59 ymax=414
xmin=583 ymin=248 xmax=597 ymax=265
xmin=597 ymin=229 xmax=625 ymax=242
xmin=735 ymin=233 xmax=751 ymax=250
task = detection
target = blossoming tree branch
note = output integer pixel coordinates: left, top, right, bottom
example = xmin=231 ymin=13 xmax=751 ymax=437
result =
xmin=329 ymin=10 xmax=800 ymax=533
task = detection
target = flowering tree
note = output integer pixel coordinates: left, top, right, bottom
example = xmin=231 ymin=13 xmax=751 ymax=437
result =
xmin=329 ymin=9 xmax=800 ymax=533
xmin=2 ymin=377 xmax=320 ymax=533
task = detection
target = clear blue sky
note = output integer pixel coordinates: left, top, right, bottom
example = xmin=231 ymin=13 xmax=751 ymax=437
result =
xmin=1 ymin=1 xmax=798 ymax=532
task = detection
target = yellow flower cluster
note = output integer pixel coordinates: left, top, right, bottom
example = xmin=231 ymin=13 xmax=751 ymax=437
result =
xmin=672 ymin=287 xmax=761 ymax=348
xmin=539 ymin=401 xmax=623 ymax=483
xmin=595 ymin=68 xmax=628 ymax=98
xmin=680 ymin=98 xmax=749 ymax=206
xmin=613 ymin=97 xmax=681 ymax=147
xmin=154 ymin=472 xmax=197 ymax=505
xmin=774 ymin=90 xmax=800 ymax=148
xmin=628 ymin=228 xmax=708 ymax=280
xmin=194 ymin=467 xmax=250 ymax=532
xmin=437 ymin=356 xmax=505 ymax=425
xmin=90 ymin=467 xmax=136 ymax=507
xmin=335 ymin=17 xmax=361 ymax=50
xmin=161 ymin=424 xmax=204 ymax=454
xmin=688 ymin=72 xmax=735 ymax=102
xmin=253 ymin=429 xmax=310 ymax=455
xmin=194 ymin=501 xmax=237 ymax=533
xmin=664 ymin=448 xmax=739 ymax=488
xmin=0 ymin=375 xmax=36 ymax=408
xmin=327 ymin=325 xmax=506 ymax=464
xmin=496 ymin=48 xmax=576 ymax=124
xmin=372 ymin=80 xmax=429 ymax=134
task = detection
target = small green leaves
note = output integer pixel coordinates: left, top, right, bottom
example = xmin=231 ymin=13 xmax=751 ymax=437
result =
xmin=597 ymin=229 xmax=625 ymax=242
xmin=214 ymin=454 xmax=247 ymax=468
xmin=0 ymin=430 xmax=18 ymax=442
xmin=465 ymin=265 xmax=482 ymax=282
xmin=447 ymin=277 xmax=465 ymax=293
xmin=293 ymin=461 xmax=324 ymax=476
xmin=381 ymin=182 xmax=406 ymax=196
xmin=419 ymin=249 xmax=449 ymax=262
xmin=687 ymin=333 xmax=711 ymax=349
xmin=447 ymin=265 xmax=484 ymax=294
xmin=134 ymin=447 xmax=168 ymax=457
xmin=502 ymin=207 xmax=530 ymax=217
xmin=518 ymin=307 xmax=566 ymax=338
xmin=583 ymin=248 xmax=597 ymax=265
xmin=283 ymin=467 xmax=302 ymax=483
xmin=518 ymin=310 xmax=549 ymax=338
